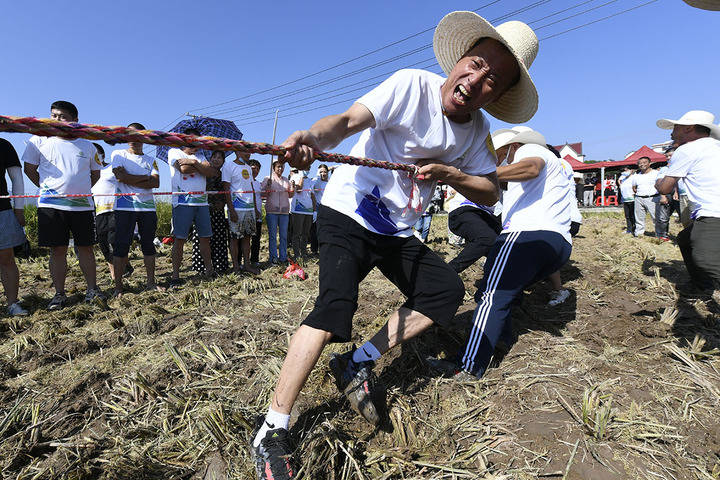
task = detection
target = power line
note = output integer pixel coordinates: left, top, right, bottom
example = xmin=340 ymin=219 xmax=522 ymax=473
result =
xmin=199 ymin=1 xmax=556 ymax=119
xmin=235 ymin=0 xmax=660 ymax=127
xmin=540 ymin=0 xmax=658 ymax=40
xmin=227 ymin=0 xmax=641 ymax=123
xmin=187 ymin=0 xmax=504 ymax=114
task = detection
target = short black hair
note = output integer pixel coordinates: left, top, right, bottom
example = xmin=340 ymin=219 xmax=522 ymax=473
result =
xmin=92 ymin=143 xmax=105 ymax=156
xmin=127 ymin=122 xmax=146 ymax=130
xmin=51 ymin=100 xmax=78 ymax=120
xmin=248 ymin=159 xmax=261 ymax=168
xmin=184 ymin=128 xmax=201 ymax=136
xmin=318 ymin=164 xmax=329 ymax=170
xmin=545 ymin=144 xmax=561 ymax=158
xmin=638 ymin=156 xmax=650 ymax=162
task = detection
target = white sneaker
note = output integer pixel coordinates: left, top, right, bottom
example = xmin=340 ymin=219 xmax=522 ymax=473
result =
xmin=8 ymin=302 xmax=28 ymax=316
xmin=548 ymin=289 xmax=570 ymax=306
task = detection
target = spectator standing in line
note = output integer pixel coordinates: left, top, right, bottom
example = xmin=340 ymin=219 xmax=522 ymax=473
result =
xmin=631 ymin=156 xmax=660 ymax=238
xmin=582 ymin=174 xmax=595 ymax=206
xmin=192 ymin=150 xmax=229 ymax=275
xmin=249 ymin=159 xmax=263 ymax=266
xmin=168 ymin=129 xmax=219 ymax=286
xmin=655 ymin=110 xmax=720 ymax=297
xmin=22 ymin=101 xmax=104 ymax=310
xmin=222 ymin=152 xmax=258 ymax=274
xmin=262 ymin=160 xmax=294 ymax=264
xmin=617 ymin=166 xmax=636 ymax=234
xmin=289 ymin=168 xmax=314 ymax=259
xmin=91 ymin=143 xmax=121 ymax=282
xmin=0 ymin=138 xmax=28 ymax=315
xmin=309 ymin=164 xmax=330 ymax=255
xmin=655 ymin=164 xmax=672 ymax=241
xmin=110 ymin=123 xmax=161 ymax=295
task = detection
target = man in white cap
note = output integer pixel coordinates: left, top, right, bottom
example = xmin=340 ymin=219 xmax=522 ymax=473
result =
xmin=655 ymin=110 xmax=720 ymax=297
xmin=427 ymin=127 xmax=573 ymax=380
xmin=249 ymin=11 xmax=540 ymax=480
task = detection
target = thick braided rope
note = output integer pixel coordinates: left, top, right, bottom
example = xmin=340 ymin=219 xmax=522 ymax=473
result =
xmin=0 ymin=115 xmax=416 ymax=174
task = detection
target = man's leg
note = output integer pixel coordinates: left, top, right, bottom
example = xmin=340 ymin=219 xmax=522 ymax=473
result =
xmin=679 ymin=195 xmax=692 ymax=228
xmin=290 ymin=213 xmax=303 ymax=259
xmin=634 ymin=198 xmax=647 ymax=236
xmin=76 ymin=246 xmax=97 ymax=291
xmin=251 ymin=221 xmax=262 ymax=263
xmin=309 ymin=219 xmax=318 ymax=254
xmin=623 ymin=201 xmax=634 ymax=233
xmin=0 ymin=248 xmax=20 ymax=305
xmin=50 ymin=246 xmax=69 ymax=293
xmin=112 ymin=211 xmax=135 ymax=294
xmin=447 ymin=208 xmax=500 ymax=273
xmin=171 ymin=239 xmax=186 ymax=280
xmin=688 ymin=218 xmax=720 ymax=290
xmin=655 ymin=201 xmax=669 ymax=238
xmin=137 ymin=212 xmax=159 ymax=289
xmin=459 ymin=231 xmax=571 ymax=377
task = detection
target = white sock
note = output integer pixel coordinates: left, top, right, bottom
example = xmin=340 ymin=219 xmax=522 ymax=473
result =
xmin=252 ymin=407 xmax=290 ymax=448
xmin=353 ymin=341 xmax=382 ymax=363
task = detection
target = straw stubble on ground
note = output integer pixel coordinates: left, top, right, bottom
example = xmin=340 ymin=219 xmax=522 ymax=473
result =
xmin=0 ymin=212 xmax=718 ymax=479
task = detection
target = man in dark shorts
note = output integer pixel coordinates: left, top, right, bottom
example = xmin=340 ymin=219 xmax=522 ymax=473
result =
xmin=110 ymin=123 xmax=161 ymax=295
xmin=22 ymin=101 xmax=104 ymax=310
xmin=249 ymin=11 xmax=540 ymax=480
xmin=0 ymin=138 xmax=29 ymax=316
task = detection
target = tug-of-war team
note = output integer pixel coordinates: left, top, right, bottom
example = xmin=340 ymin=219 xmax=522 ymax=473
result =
xmin=0 ymin=11 xmax=718 ymax=480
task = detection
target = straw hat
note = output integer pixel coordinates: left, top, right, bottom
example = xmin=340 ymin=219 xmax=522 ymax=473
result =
xmin=656 ymin=110 xmax=720 ymax=140
xmin=682 ymin=0 xmax=720 ymax=11
xmin=434 ymin=11 xmax=539 ymax=124
xmin=509 ymin=129 xmax=546 ymax=147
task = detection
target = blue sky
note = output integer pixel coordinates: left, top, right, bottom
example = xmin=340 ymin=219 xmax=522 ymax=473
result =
xmin=1 ymin=0 xmax=718 ymax=193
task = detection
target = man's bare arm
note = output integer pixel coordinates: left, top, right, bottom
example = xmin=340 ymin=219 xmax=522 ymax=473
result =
xmin=24 ymin=163 xmax=39 ymax=187
xmin=414 ymin=161 xmax=499 ymax=206
xmin=655 ymin=176 xmax=679 ymax=195
xmin=496 ymin=157 xmax=545 ymax=182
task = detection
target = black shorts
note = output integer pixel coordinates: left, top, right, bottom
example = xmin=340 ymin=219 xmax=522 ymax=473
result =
xmin=113 ymin=210 xmax=157 ymax=258
xmin=38 ymin=208 xmax=96 ymax=247
xmin=95 ymin=212 xmax=116 ymax=262
xmin=302 ymin=205 xmax=465 ymax=342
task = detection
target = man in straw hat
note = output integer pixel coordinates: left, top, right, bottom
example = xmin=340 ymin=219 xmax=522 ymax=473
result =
xmin=249 ymin=11 xmax=539 ymax=479
xmin=427 ymin=127 xmax=574 ymax=380
xmin=655 ymin=110 xmax=720 ymax=299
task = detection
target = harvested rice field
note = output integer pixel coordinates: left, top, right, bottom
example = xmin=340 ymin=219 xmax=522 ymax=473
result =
xmin=0 ymin=212 xmax=718 ymax=479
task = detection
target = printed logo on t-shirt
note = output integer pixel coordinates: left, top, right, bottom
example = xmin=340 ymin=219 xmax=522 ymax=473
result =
xmin=355 ymin=185 xmax=399 ymax=235
xmin=241 ymin=169 xmax=250 ymax=179
xmin=485 ymin=134 xmax=497 ymax=159
xmin=39 ymin=185 xmax=91 ymax=208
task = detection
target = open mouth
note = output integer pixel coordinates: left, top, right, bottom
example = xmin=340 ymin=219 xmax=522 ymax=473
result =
xmin=453 ymin=84 xmax=472 ymax=105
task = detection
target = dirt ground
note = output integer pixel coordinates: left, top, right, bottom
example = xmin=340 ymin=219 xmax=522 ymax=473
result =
xmin=0 ymin=212 xmax=718 ymax=479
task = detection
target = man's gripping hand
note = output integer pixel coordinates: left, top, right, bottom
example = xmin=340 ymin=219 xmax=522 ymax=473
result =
xmin=282 ymin=130 xmax=320 ymax=171
xmin=415 ymin=159 xmax=460 ymax=183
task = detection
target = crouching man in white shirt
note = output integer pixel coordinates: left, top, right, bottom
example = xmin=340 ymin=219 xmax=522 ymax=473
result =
xmin=428 ymin=128 xmax=574 ymax=380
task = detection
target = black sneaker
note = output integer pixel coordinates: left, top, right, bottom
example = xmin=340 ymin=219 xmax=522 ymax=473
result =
xmin=329 ymin=348 xmax=382 ymax=426
xmin=425 ymin=356 xmax=479 ymax=382
xmin=252 ymin=427 xmax=295 ymax=480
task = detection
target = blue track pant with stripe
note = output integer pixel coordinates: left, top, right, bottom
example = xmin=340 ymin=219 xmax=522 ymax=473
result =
xmin=459 ymin=230 xmax=572 ymax=377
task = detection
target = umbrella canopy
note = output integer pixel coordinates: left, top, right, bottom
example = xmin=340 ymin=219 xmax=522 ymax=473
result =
xmin=155 ymin=116 xmax=243 ymax=162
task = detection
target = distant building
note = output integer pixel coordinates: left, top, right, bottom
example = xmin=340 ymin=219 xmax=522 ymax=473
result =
xmin=552 ymin=142 xmax=585 ymax=162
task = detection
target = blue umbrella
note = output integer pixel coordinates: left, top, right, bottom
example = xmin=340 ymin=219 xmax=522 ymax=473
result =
xmin=155 ymin=116 xmax=243 ymax=162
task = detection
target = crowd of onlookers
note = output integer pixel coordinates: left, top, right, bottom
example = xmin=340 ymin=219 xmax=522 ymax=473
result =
xmin=0 ymin=100 xmax=332 ymax=314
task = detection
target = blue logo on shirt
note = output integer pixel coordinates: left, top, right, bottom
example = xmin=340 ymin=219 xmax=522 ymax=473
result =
xmin=356 ymin=186 xmax=399 ymax=235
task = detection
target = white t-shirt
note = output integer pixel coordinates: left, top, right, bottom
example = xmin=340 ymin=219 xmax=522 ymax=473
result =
xmin=665 ymin=137 xmax=720 ymax=218
xmin=560 ymin=159 xmax=583 ymax=224
xmin=92 ymin=165 xmax=117 ymax=215
xmin=111 ymin=150 xmax=158 ymax=211
xmin=22 ymin=136 xmax=101 ymax=211
xmin=631 ymin=169 xmax=659 ymax=197
xmin=168 ymin=148 xmax=208 ymax=207
xmin=221 ymin=160 xmax=254 ymax=212
xmin=252 ymin=179 xmax=262 ymax=213
xmin=312 ymin=177 xmax=328 ymax=205
xmin=321 ymin=69 xmax=496 ymax=236
xmin=291 ymin=172 xmax=313 ymax=215
xmin=502 ymin=144 xmax=573 ymax=244
xmin=618 ymin=171 xmax=635 ymax=202
xmin=446 ymin=190 xmax=496 ymax=216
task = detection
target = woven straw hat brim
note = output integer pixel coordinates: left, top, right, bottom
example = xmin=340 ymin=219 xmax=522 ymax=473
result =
xmin=433 ymin=11 xmax=538 ymax=124
xmin=682 ymin=0 xmax=720 ymax=11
